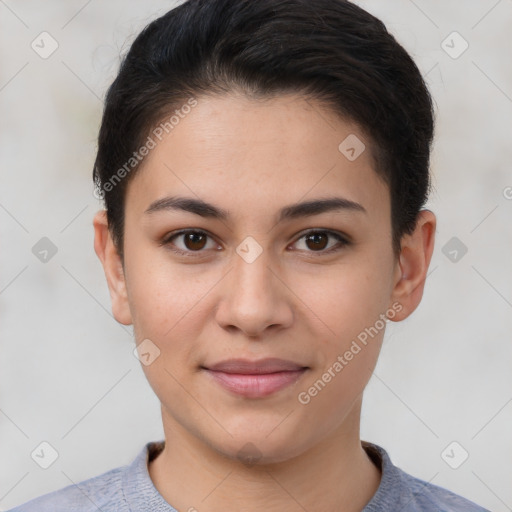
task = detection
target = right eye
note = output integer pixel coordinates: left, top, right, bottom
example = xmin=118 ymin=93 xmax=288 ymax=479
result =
xmin=161 ymin=229 xmax=221 ymax=257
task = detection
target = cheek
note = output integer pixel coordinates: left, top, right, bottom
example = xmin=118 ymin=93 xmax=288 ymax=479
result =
xmin=289 ymin=256 xmax=391 ymax=411
xmin=290 ymin=257 xmax=392 ymax=344
xmin=125 ymin=249 xmax=222 ymax=395
xmin=295 ymin=265 xmax=388 ymax=420
xmin=125 ymin=245 xmax=213 ymax=336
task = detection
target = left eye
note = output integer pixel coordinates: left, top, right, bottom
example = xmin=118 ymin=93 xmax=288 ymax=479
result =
xmin=161 ymin=229 xmax=349 ymax=256
xmin=291 ymin=230 xmax=349 ymax=253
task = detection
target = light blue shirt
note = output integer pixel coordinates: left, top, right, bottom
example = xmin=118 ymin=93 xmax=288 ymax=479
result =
xmin=7 ymin=440 xmax=490 ymax=511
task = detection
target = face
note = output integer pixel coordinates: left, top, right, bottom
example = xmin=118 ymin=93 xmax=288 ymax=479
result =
xmin=95 ymin=92 xmax=434 ymax=464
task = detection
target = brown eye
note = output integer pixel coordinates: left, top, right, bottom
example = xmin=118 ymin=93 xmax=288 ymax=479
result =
xmin=162 ymin=230 xmax=218 ymax=256
xmin=183 ymin=232 xmax=207 ymax=251
xmin=292 ymin=230 xmax=350 ymax=254
xmin=305 ymin=232 xmax=329 ymax=251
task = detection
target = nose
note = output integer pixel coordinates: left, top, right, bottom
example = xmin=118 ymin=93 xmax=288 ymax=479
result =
xmin=214 ymin=245 xmax=294 ymax=338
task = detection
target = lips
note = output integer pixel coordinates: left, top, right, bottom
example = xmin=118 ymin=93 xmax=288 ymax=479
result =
xmin=206 ymin=357 xmax=306 ymax=374
xmin=202 ymin=358 xmax=308 ymax=398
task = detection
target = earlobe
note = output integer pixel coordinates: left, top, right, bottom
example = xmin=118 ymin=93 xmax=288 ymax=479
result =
xmin=93 ymin=210 xmax=133 ymax=326
xmin=389 ymin=209 xmax=436 ymax=322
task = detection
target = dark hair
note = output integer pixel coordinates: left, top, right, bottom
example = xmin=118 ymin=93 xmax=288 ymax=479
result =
xmin=93 ymin=0 xmax=435 ymax=262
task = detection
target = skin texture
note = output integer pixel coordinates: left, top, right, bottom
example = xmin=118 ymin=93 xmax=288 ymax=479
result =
xmin=93 ymin=92 xmax=436 ymax=511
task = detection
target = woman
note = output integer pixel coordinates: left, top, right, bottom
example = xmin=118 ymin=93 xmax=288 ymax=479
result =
xmin=9 ymin=0 xmax=489 ymax=510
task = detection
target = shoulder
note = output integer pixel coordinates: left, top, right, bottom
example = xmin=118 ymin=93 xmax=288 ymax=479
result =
xmin=362 ymin=442 xmax=490 ymax=512
xmin=397 ymin=468 xmax=490 ymax=512
xmin=5 ymin=464 xmax=127 ymax=512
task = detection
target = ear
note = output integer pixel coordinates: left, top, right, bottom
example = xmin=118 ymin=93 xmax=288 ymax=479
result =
xmin=93 ymin=210 xmax=133 ymax=325
xmin=389 ymin=209 xmax=436 ymax=322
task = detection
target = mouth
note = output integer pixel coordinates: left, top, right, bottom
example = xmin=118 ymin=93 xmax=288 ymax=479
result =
xmin=201 ymin=358 xmax=309 ymax=398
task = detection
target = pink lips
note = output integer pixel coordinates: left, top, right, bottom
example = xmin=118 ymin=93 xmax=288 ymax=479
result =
xmin=202 ymin=358 xmax=308 ymax=398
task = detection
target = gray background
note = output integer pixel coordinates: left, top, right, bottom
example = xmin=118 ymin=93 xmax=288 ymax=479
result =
xmin=1 ymin=0 xmax=511 ymax=510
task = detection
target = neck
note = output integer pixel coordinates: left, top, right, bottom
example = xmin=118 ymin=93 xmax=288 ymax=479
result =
xmin=148 ymin=400 xmax=381 ymax=512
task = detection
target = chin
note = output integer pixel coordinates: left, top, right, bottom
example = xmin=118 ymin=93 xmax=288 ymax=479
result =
xmin=206 ymin=426 xmax=310 ymax=467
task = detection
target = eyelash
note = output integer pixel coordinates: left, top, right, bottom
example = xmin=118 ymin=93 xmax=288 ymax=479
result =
xmin=160 ymin=229 xmax=351 ymax=258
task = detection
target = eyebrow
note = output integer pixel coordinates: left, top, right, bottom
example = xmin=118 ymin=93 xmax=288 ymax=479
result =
xmin=144 ymin=195 xmax=367 ymax=222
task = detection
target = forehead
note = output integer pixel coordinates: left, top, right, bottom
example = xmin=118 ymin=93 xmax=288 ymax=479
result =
xmin=125 ymin=92 xmax=390 ymax=224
